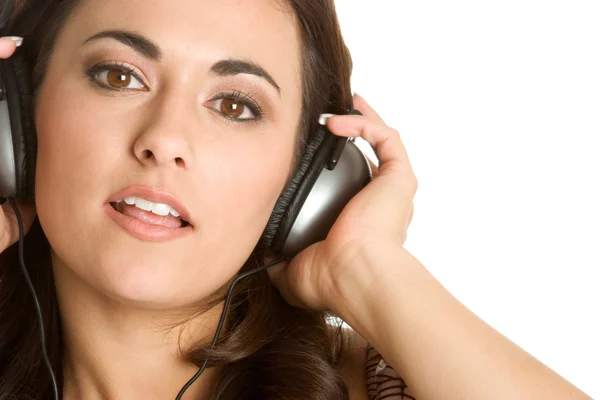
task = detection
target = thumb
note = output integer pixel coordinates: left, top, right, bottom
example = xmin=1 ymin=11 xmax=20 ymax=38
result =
xmin=265 ymin=258 xmax=287 ymax=289
xmin=265 ymin=258 xmax=305 ymax=308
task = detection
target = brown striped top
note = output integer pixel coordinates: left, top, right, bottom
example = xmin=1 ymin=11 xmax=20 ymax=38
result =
xmin=366 ymin=345 xmax=416 ymax=400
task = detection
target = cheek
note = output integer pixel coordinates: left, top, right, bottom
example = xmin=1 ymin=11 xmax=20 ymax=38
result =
xmin=36 ymin=98 xmax=108 ymax=188
xmin=33 ymin=75 xmax=126 ymax=255
xmin=203 ymin=138 xmax=293 ymax=243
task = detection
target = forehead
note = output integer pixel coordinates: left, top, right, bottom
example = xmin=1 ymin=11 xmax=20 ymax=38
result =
xmin=65 ymin=0 xmax=301 ymax=95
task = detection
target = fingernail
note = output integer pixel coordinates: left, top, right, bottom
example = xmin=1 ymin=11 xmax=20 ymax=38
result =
xmin=318 ymin=113 xmax=336 ymax=126
xmin=1 ymin=36 xmax=24 ymax=47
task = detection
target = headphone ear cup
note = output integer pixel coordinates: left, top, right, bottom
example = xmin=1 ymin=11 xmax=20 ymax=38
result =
xmin=5 ymin=51 xmax=36 ymax=201
xmin=259 ymin=125 xmax=328 ymax=251
xmin=260 ymin=110 xmax=372 ymax=258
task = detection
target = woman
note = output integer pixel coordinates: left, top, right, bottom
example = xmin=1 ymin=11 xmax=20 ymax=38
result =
xmin=0 ymin=0 xmax=591 ymax=399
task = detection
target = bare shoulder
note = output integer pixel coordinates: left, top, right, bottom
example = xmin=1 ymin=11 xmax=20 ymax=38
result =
xmin=338 ymin=327 xmax=371 ymax=400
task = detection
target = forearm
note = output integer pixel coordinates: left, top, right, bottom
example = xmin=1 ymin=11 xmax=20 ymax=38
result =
xmin=332 ymin=243 xmax=590 ymax=400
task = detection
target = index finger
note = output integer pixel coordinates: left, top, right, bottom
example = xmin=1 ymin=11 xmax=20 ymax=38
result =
xmin=326 ymin=115 xmax=413 ymax=179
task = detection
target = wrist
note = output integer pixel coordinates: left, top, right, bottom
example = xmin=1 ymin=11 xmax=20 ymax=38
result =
xmin=325 ymin=240 xmax=422 ymax=333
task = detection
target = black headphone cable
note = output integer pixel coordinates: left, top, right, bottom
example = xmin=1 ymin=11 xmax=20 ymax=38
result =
xmin=8 ymin=198 xmax=60 ymax=400
xmin=174 ymin=254 xmax=287 ymax=399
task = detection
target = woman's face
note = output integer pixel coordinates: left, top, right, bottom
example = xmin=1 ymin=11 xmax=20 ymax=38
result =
xmin=34 ymin=0 xmax=303 ymax=308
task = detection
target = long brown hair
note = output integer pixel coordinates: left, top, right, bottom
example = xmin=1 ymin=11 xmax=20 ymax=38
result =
xmin=0 ymin=0 xmax=355 ymax=398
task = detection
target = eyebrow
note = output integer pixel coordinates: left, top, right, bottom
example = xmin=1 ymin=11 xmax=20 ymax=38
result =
xmin=83 ymin=29 xmax=281 ymax=95
xmin=84 ymin=30 xmax=162 ymax=60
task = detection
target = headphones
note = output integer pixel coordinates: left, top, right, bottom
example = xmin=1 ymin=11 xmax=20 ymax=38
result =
xmin=0 ymin=3 xmax=373 ymax=398
xmin=0 ymin=45 xmax=372 ymax=259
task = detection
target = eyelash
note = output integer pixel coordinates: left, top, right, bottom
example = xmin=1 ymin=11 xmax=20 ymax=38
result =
xmin=213 ymin=90 xmax=264 ymax=123
xmin=85 ymin=61 xmax=146 ymax=90
xmin=84 ymin=62 xmax=265 ymax=123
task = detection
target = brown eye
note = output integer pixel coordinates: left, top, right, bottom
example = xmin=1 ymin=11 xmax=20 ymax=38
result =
xmin=209 ymin=92 xmax=261 ymax=121
xmin=89 ymin=64 xmax=146 ymax=91
xmin=220 ymin=98 xmax=245 ymax=119
xmin=107 ymin=69 xmax=131 ymax=88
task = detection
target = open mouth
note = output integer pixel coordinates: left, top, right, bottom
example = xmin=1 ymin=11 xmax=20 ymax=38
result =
xmin=110 ymin=201 xmax=190 ymax=228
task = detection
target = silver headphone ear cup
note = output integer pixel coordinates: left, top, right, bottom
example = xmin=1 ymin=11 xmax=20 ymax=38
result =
xmin=270 ymin=130 xmax=336 ymax=256
xmin=0 ymin=61 xmax=17 ymax=198
xmin=259 ymin=108 xmax=372 ymax=258
xmin=260 ymin=128 xmax=372 ymax=258
xmin=0 ymin=58 xmax=22 ymax=199
xmin=277 ymin=140 xmax=372 ymax=257
xmin=0 ymin=52 xmax=35 ymax=201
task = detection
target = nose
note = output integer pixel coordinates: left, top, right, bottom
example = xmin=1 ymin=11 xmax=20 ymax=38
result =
xmin=133 ymin=93 xmax=195 ymax=170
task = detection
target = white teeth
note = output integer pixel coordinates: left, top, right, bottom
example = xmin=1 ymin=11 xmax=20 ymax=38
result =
xmin=118 ymin=197 xmax=182 ymax=219
xmin=135 ymin=198 xmax=153 ymax=212
xmin=151 ymin=202 xmax=171 ymax=216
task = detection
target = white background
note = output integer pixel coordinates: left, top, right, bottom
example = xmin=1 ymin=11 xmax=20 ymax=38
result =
xmin=334 ymin=1 xmax=599 ymax=398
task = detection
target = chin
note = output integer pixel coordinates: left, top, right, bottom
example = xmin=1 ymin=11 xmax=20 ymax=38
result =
xmin=53 ymin=246 xmax=201 ymax=310
xmin=90 ymin=252 xmax=204 ymax=309
xmin=104 ymin=264 xmax=183 ymax=308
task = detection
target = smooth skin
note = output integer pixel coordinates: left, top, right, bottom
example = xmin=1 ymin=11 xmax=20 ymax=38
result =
xmin=0 ymin=8 xmax=591 ymax=399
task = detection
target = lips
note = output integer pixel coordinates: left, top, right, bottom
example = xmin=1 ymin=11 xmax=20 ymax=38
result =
xmin=105 ymin=185 xmax=194 ymax=242
xmin=111 ymin=201 xmax=187 ymax=228
xmin=107 ymin=185 xmax=193 ymax=226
